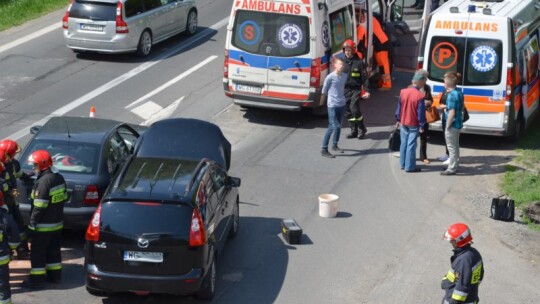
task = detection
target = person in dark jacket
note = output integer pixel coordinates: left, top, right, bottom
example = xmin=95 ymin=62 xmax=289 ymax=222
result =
xmin=0 ymin=191 xmax=20 ymax=304
xmin=416 ymin=70 xmax=434 ymax=164
xmin=0 ymin=140 xmax=31 ymax=259
xmin=23 ymin=150 xmax=67 ymax=289
xmin=442 ymin=223 xmax=484 ymax=304
xmin=336 ymin=39 xmax=370 ymax=140
xmin=395 ymin=72 xmax=426 ymax=172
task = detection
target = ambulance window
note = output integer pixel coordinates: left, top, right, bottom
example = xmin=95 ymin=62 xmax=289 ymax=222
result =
xmin=329 ymin=6 xmax=355 ymax=54
xmin=465 ymin=39 xmax=503 ymax=86
xmin=232 ymin=10 xmax=310 ymax=57
xmin=427 ymin=37 xmax=502 ymax=86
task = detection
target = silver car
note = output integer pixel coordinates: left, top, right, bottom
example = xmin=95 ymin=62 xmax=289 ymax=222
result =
xmin=63 ymin=0 xmax=197 ymax=57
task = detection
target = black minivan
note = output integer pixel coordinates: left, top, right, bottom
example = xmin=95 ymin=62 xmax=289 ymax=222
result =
xmin=84 ymin=118 xmax=240 ymax=299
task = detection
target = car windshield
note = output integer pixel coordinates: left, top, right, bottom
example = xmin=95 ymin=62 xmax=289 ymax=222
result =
xmin=232 ymin=10 xmax=310 ymax=57
xmin=428 ymin=36 xmax=503 ymax=86
xmin=19 ymin=140 xmax=99 ymax=175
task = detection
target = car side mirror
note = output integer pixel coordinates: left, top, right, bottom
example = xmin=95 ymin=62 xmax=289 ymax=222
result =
xmin=30 ymin=125 xmax=42 ymax=135
xmin=228 ymin=176 xmax=241 ymax=188
xmin=393 ymin=4 xmax=403 ymax=22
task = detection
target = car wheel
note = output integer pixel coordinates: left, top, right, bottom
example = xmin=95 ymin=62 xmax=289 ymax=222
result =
xmin=186 ymin=10 xmax=198 ymax=35
xmin=136 ymin=30 xmax=152 ymax=57
xmin=197 ymin=257 xmax=216 ymax=300
xmin=86 ymin=286 xmax=109 ymax=297
xmin=228 ymin=199 xmax=239 ymax=239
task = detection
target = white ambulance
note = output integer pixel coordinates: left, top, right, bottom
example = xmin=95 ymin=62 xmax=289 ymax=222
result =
xmin=223 ymin=0 xmax=378 ymax=113
xmin=418 ymin=0 xmax=540 ymax=139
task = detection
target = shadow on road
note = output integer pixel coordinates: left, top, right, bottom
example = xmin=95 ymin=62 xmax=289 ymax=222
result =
xmin=88 ymin=215 xmax=290 ymax=303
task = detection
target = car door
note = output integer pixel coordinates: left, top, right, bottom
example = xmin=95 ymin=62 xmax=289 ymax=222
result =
xmin=173 ymin=0 xmax=190 ymax=32
xmin=105 ymin=133 xmax=130 ymax=177
xmin=209 ymin=166 xmax=229 ymax=250
xmin=116 ymin=125 xmax=139 ymax=154
xmin=202 ymin=172 xmax=222 ymax=250
xmin=142 ymin=0 xmax=167 ymax=40
xmin=385 ymin=0 xmax=431 ymax=70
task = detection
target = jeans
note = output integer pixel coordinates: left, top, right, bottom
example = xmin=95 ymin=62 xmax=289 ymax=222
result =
xmin=322 ymin=106 xmax=345 ymax=150
xmin=445 ymin=127 xmax=460 ymax=172
xmin=399 ymin=125 xmax=419 ymax=171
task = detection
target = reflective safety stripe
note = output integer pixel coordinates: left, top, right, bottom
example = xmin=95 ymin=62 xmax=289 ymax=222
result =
xmin=347 ymin=116 xmax=364 ymax=122
xmin=33 ymin=198 xmax=49 ymax=208
xmin=46 ymin=263 xmax=62 ymax=271
xmin=452 ymin=289 xmax=469 ymax=301
xmin=443 ymin=301 xmax=477 ymax=304
xmin=8 ymin=242 xmax=19 ymax=249
xmin=2 ymin=183 xmax=7 ymax=192
xmin=471 ymin=261 xmax=483 ymax=284
xmin=30 ymin=268 xmax=46 ymax=275
xmin=351 ymin=72 xmax=361 ymax=77
xmin=50 ymin=184 xmax=67 ymax=203
xmin=0 ymin=255 xmax=10 ymax=265
xmin=445 ymin=269 xmax=455 ymax=282
xmin=30 ymin=222 xmax=63 ymax=232
xmin=0 ymin=234 xmax=2 ymax=242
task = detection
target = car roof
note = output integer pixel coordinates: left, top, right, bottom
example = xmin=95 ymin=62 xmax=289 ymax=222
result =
xmin=34 ymin=116 xmax=127 ymax=144
xmin=135 ymin=118 xmax=231 ymax=170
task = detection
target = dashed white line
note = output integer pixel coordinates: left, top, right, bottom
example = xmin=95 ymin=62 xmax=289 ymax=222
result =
xmin=0 ymin=23 xmax=61 ymax=54
xmin=125 ymin=55 xmax=218 ymax=109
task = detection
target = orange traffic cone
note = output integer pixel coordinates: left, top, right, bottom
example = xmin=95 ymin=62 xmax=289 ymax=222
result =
xmin=89 ymin=106 xmax=96 ymax=118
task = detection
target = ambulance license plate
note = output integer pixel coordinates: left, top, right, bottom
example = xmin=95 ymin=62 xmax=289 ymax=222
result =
xmin=235 ymin=84 xmax=261 ymax=94
xmin=124 ymin=251 xmax=163 ymax=263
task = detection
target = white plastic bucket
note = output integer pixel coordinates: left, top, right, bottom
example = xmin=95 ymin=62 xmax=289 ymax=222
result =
xmin=319 ymin=194 xmax=339 ymax=218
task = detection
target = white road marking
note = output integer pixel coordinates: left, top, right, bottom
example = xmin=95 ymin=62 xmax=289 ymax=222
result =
xmin=140 ymin=96 xmax=184 ymax=126
xmin=131 ymin=100 xmax=163 ymax=120
xmin=0 ymin=23 xmax=61 ymax=54
xmin=6 ymin=17 xmax=229 ymax=141
xmin=125 ymin=55 xmax=218 ymax=109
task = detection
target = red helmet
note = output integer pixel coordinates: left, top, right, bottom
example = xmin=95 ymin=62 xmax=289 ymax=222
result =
xmin=28 ymin=150 xmax=53 ymax=171
xmin=342 ymin=39 xmax=356 ymax=51
xmin=0 ymin=139 xmax=21 ymax=159
xmin=444 ymin=223 xmax=473 ymax=248
xmin=0 ymin=149 xmax=8 ymax=164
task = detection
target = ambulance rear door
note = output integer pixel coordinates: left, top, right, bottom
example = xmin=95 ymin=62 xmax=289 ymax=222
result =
xmin=266 ymin=12 xmax=312 ymax=100
xmin=385 ymin=0 xmax=432 ymax=70
xmin=228 ymin=8 xmax=270 ymax=96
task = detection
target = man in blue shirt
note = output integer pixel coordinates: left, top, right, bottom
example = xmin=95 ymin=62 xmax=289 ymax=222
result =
xmin=441 ymin=72 xmax=463 ymax=175
xmin=321 ymin=56 xmax=347 ymax=158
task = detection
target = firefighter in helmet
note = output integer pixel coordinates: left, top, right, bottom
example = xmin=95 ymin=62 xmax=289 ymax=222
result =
xmin=0 ymin=139 xmax=31 ymax=259
xmin=0 ymin=191 xmax=20 ymax=304
xmin=23 ymin=150 xmax=67 ymax=289
xmin=442 ymin=223 xmax=484 ymax=304
xmin=335 ymin=39 xmax=370 ymax=140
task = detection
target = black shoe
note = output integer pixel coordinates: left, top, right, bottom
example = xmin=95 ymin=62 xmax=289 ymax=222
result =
xmin=21 ymin=280 xmax=46 ymax=290
xmin=440 ymin=170 xmax=456 ymax=176
xmin=332 ymin=146 xmax=344 ymax=153
xmin=346 ymin=132 xmax=358 ymax=139
xmin=16 ymin=249 xmax=30 ymax=260
xmin=405 ymin=168 xmax=421 ymax=173
xmin=358 ymin=129 xmax=367 ymax=139
xmin=321 ymin=150 xmax=335 ymax=158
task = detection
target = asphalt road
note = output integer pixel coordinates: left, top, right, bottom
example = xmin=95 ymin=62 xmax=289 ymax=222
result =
xmin=1 ymin=1 xmax=538 ymax=303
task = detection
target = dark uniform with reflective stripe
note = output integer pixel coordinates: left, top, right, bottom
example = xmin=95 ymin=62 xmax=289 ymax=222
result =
xmin=28 ymin=168 xmax=67 ymax=286
xmin=442 ymin=244 xmax=484 ymax=304
xmin=0 ymin=205 xmax=20 ymax=304
xmin=336 ymin=52 xmax=370 ymax=137
xmin=4 ymin=160 xmax=30 ymax=257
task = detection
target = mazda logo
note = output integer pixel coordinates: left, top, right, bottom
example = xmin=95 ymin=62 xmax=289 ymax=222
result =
xmin=138 ymin=238 xmax=149 ymax=248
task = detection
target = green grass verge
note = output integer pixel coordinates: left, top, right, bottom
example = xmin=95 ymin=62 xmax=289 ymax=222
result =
xmin=0 ymin=0 xmax=69 ymax=32
xmin=502 ymin=118 xmax=540 ymax=229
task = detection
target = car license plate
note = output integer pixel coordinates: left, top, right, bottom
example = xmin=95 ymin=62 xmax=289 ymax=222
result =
xmin=123 ymin=251 xmax=163 ymax=263
xmin=235 ymin=84 xmax=262 ymax=94
xmin=80 ymin=24 xmax=104 ymax=32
